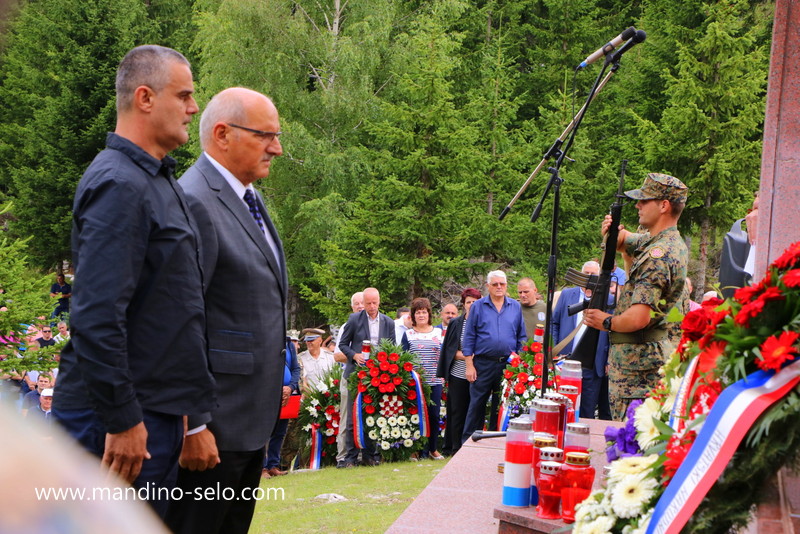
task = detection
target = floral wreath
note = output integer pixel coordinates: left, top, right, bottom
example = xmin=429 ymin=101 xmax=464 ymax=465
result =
xmin=298 ymin=364 xmax=343 ymax=468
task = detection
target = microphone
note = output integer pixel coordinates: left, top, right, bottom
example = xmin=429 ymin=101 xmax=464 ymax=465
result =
xmin=607 ymin=30 xmax=647 ymax=63
xmin=578 ymin=27 xmax=637 ymax=69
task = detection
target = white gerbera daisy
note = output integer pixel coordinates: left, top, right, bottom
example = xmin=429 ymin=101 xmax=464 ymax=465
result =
xmin=376 ymin=417 xmax=388 ymax=428
xmin=610 ymin=474 xmax=658 ymax=519
xmin=575 ymin=516 xmax=615 ymax=534
xmin=324 ymin=428 xmax=334 ymax=436
xmin=365 ymin=416 xmax=375 ymax=427
xmin=380 ymin=440 xmax=391 ymax=450
xmin=410 ymin=414 xmax=420 ymax=424
xmin=634 ymin=398 xmax=662 ymax=450
xmin=608 ymin=454 xmax=658 ymax=483
xmin=391 ymin=428 xmax=402 ymax=438
xmin=413 ymin=430 xmax=421 ymax=439
xmin=574 ymin=494 xmax=604 ymax=523
xmin=397 ymin=415 xmax=408 ymax=426
xmin=401 ymin=428 xmax=411 ymax=439
xmin=403 ymin=439 xmax=413 ymax=447
xmin=388 ymin=416 xmax=398 ymax=427
xmin=368 ymin=429 xmax=378 ymax=440
xmin=380 ymin=427 xmax=391 ymax=438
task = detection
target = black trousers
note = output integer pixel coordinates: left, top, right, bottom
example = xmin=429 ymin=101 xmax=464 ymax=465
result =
xmin=166 ymin=448 xmax=264 ymax=534
xmin=443 ymin=375 xmax=470 ymax=454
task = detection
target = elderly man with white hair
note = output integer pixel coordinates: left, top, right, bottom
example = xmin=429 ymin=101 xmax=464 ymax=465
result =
xmin=460 ymin=270 xmax=526 ymax=443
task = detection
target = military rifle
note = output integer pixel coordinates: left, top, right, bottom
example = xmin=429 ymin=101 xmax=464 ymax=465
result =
xmin=563 ymin=160 xmax=628 ymax=370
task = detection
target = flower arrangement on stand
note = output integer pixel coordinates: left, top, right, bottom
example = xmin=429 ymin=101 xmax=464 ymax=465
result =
xmin=298 ymin=364 xmax=342 ymax=469
xmin=574 ymin=241 xmax=800 ymax=533
xmin=349 ymin=342 xmax=432 ymax=462
xmin=498 ymin=341 xmax=558 ymax=428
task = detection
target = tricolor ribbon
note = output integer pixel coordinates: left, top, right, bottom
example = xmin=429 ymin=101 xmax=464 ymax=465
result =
xmin=412 ymin=370 xmax=430 ymax=437
xmin=668 ymin=355 xmax=700 ymax=431
xmin=498 ymin=382 xmax=511 ymax=431
xmin=353 ymin=392 xmax=366 ymax=449
xmin=647 ymin=357 xmax=800 ymax=534
xmin=308 ymin=423 xmax=323 ymax=470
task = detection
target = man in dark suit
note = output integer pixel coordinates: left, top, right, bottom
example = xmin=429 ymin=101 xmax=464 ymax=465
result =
xmin=165 ymin=87 xmax=287 ymax=534
xmin=53 ymin=45 xmax=215 ymax=518
xmin=338 ymin=287 xmax=396 ymax=467
xmin=551 ymin=261 xmax=612 ymax=420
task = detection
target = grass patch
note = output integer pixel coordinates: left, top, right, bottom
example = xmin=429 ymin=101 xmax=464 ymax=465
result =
xmin=249 ymin=459 xmax=448 ymax=533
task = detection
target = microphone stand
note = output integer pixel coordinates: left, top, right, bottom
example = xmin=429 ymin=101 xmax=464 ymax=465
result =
xmin=497 ymin=65 xmax=621 ymax=221
xmin=522 ymin=56 xmax=622 ymax=397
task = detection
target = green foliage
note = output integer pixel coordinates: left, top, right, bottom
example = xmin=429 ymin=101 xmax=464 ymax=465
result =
xmin=0 ymin=202 xmax=57 ymax=374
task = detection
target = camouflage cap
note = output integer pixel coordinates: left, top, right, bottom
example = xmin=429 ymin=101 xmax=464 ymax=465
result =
xmin=624 ymin=173 xmax=688 ymax=204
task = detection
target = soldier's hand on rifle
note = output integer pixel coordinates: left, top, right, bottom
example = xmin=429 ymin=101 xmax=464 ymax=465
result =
xmin=601 ymin=214 xmax=628 ymax=252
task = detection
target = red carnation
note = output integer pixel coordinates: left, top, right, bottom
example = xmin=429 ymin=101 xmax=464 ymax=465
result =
xmin=510 ymin=357 xmax=521 ymax=367
xmin=534 ymin=353 xmax=544 ymax=364
xmin=522 ymin=344 xmax=529 ymax=352
xmin=326 ymin=420 xmax=334 ymax=428
xmin=366 ymin=360 xmax=375 ymax=368
xmin=369 ymin=367 xmax=380 ymax=377
xmin=393 ymin=376 xmax=403 ymax=385
xmin=663 ymin=430 xmax=696 ymax=483
xmin=365 ymin=405 xmax=376 ymax=414
xmin=326 ymin=436 xmax=336 ymax=444
xmin=734 ymin=283 xmax=763 ymax=304
xmin=403 ymin=362 xmax=414 ymax=372
xmin=333 ymin=379 xmax=340 ymax=386
xmin=370 ymin=378 xmax=380 ymax=387
xmin=358 ymin=370 xmax=367 ymax=380
xmin=503 ymin=369 xmax=513 ymax=380
xmin=377 ymin=351 xmax=389 ymax=361
xmin=358 ymin=383 xmax=367 ymax=393
xmin=408 ymin=406 xmax=418 ymax=415
xmin=757 ymin=330 xmax=800 ymax=372
xmin=533 ymin=378 xmax=542 ymax=389
xmin=759 ymin=285 xmax=785 ymax=303
xmin=407 ymin=390 xmax=417 ymax=400
xmin=530 ymin=342 xmax=543 ymax=353
xmin=380 ymin=374 xmax=390 ymax=383
xmin=385 ymin=384 xmax=396 ymax=393
xmin=408 ymin=379 xmax=416 ymax=387
xmin=514 ymin=383 xmax=526 ymax=395
xmin=379 ymin=361 xmax=390 ymax=371
xmin=389 ymin=352 xmax=400 ymax=362
xmin=533 ymin=364 xmax=543 ymax=376
xmin=388 ymin=364 xmax=400 ymax=374
xmin=324 ymin=391 xmax=331 ymax=397
xmin=363 ymin=395 xmax=373 ymax=404
xmin=517 ymin=372 xmax=529 ymax=384
xmin=378 ymin=384 xmax=387 ymax=393
xmin=325 ymin=405 xmax=335 ymax=414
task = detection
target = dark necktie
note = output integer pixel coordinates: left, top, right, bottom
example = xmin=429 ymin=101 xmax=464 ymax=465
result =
xmin=243 ymin=189 xmax=265 ymax=233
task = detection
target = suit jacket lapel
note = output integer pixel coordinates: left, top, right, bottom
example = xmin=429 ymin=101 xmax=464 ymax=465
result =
xmin=195 ymin=155 xmax=284 ymax=288
xmin=253 ymin=190 xmax=288 ymax=300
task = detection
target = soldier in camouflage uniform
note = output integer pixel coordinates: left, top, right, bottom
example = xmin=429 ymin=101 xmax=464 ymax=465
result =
xmin=584 ymin=173 xmax=689 ymax=420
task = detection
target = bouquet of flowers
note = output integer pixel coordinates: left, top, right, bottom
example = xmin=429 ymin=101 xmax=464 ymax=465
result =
xmin=499 ymin=341 xmax=558 ymax=424
xmin=349 ymin=342 xmax=431 ymax=462
xmin=298 ymin=364 xmax=342 ymax=468
xmin=575 ymin=241 xmax=800 ymax=533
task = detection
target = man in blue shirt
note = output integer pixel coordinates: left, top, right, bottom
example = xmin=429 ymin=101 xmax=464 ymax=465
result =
xmin=461 ymin=270 xmax=527 ymax=443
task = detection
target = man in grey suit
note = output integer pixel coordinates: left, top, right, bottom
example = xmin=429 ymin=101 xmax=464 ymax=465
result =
xmin=165 ymin=87 xmax=287 ymax=534
xmin=338 ymin=287 xmax=397 ymax=467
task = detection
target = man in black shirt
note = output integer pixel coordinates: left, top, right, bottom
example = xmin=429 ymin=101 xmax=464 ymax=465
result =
xmin=53 ymin=45 xmax=216 ymax=518
xmin=49 ymin=274 xmax=71 ymax=319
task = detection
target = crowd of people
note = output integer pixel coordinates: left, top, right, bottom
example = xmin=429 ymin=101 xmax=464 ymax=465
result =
xmin=0 ymin=41 xmax=725 ymax=534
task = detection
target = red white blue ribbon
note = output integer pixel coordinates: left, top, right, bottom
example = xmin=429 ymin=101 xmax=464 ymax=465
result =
xmin=646 ymin=357 xmax=800 ymax=534
xmin=412 ymin=370 xmax=430 ymax=437
xmin=353 ymin=392 xmax=366 ymax=449
xmin=498 ymin=383 xmax=511 ymax=431
xmin=309 ymin=423 xmax=323 ymax=470
xmin=668 ymin=355 xmax=700 ymax=431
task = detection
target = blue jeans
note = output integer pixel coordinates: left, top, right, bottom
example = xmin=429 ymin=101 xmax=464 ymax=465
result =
xmin=53 ymin=407 xmax=182 ymax=519
xmin=461 ymin=356 xmax=506 ymax=443
xmin=265 ymin=418 xmax=289 ymax=469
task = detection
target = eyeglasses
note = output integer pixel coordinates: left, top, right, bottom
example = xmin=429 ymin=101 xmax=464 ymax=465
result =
xmin=489 ymin=282 xmax=507 ymax=287
xmin=42 ymin=330 xmax=51 ymax=333
xmin=227 ymin=123 xmax=282 ymax=143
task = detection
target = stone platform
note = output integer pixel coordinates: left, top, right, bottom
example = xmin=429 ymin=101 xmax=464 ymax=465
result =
xmin=388 ymin=418 xmax=800 ymax=533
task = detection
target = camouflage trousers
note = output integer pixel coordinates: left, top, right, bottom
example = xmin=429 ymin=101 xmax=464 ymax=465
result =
xmin=608 ymin=343 xmax=663 ymax=421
